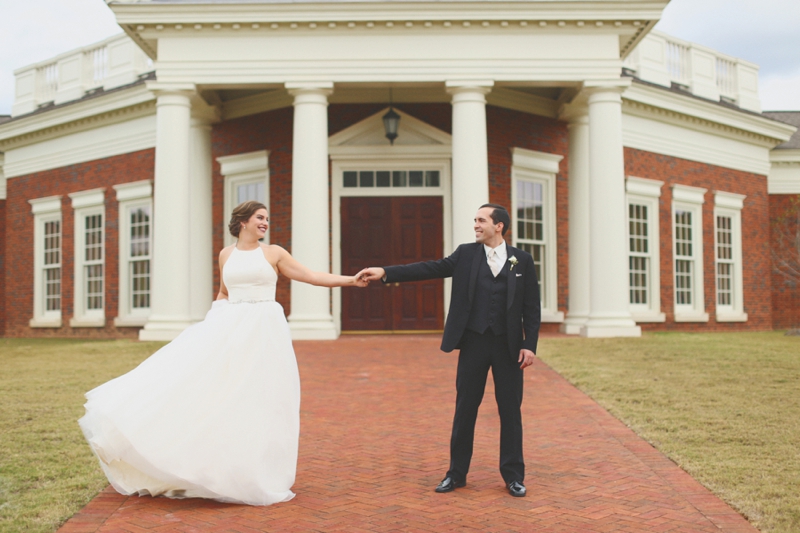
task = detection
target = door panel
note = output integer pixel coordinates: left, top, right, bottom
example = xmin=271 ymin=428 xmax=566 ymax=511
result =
xmin=341 ymin=196 xmax=444 ymax=331
xmin=341 ymin=197 xmax=393 ymax=331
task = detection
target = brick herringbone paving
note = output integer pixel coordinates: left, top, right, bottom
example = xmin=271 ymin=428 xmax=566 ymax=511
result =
xmin=59 ymin=335 xmax=756 ymax=533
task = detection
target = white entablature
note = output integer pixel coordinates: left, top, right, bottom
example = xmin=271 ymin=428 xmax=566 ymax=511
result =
xmin=108 ymin=0 xmax=667 ymax=87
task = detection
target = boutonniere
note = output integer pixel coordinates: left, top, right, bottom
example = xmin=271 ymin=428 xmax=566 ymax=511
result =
xmin=508 ymin=256 xmax=519 ymax=271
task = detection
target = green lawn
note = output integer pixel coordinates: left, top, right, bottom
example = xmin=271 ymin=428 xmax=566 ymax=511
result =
xmin=537 ymin=331 xmax=800 ymax=533
xmin=0 ymin=339 xmax=162 ymax=533
xmin=0 ymin=333 xmax=798 ymax=533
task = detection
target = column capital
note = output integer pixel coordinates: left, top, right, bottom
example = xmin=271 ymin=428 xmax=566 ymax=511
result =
xmin=581 ymin=78 xmax=632 ymax=100
xmin=445 ymin=80 xmax=494 ymax=98
xmin=286 ymin=82 xmax=333 ymax=99
xmin=146 ymin=81 xmax=197 ymax=98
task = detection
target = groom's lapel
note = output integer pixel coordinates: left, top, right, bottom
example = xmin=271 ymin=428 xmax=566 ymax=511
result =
xmin=506 ymin=245 xmax=517 ymax=310
xmin=468 ymin=244 xmax=483 ymax=304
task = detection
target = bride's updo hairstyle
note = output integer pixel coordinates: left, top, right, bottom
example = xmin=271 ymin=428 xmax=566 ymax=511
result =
xmin=229 ymin=200 xmax=268 ymax=238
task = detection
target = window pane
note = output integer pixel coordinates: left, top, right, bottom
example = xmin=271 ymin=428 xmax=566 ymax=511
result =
xmin=343 ymin=171 xmax=358 ymax=188
xmin=131 ymin=259 xmax=150 ymax=309
xmin=409 ymin=171 xmax=423 ymax=187
xmin=376 ymin=171 xmax=391 ymax=187
xmin=392 ymin=171 xmax=407 ymax=187
xmin=86 ymin=264 xmax=103 ymax=310
xmin=359 ymin=171 xmax=374 ymax=187
xmin=45 ymin=267 xmax=61 ymax=311
xmin=629 ymin=256 xmax=648 ymax=304
xmin=130 ymin=206 xmax=151 ymax=258
xmin=425 ymin=171 xmax=440 ymax=187
xmin=675 ymin=259 xmax=693 ymax=305
xmin=84 ymin=214 xmax=103 ymax=262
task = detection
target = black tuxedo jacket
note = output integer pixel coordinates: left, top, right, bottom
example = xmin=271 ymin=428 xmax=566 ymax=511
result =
xmin=383 ymin=242 xmax=541 ymax=358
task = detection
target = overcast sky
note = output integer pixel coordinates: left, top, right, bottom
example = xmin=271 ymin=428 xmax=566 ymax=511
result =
xmin=1 ymin=0 xmax=799 ymax=116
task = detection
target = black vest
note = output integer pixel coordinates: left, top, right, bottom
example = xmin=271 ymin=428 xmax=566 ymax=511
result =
xmin=466 ymin=254 xmax=508 ymax=336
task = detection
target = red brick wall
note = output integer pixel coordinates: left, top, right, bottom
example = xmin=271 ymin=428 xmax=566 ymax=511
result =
xmin=4 ymin=149 xmax=155 ymax=338
xmin=487 ymin=106 xmax=570 ymax=333
xmin=625 ymin=148 xmax=772 ymax=331
xmin=770 ymin=194 xmax=800 ymax=329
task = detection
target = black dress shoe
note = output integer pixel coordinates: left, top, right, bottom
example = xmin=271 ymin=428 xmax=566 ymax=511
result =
xmin=435 ymin=476 xmax=466 ymax=493
xmin=507 ymin=480 xmax=526 ymax=497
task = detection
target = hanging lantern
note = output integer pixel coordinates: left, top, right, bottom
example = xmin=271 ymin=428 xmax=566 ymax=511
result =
xmin=383 ymin=107 xmax=400 ymax=145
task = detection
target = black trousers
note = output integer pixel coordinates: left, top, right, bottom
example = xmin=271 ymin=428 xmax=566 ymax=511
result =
xmin=446 ymin=329 xmax=525 ymax=484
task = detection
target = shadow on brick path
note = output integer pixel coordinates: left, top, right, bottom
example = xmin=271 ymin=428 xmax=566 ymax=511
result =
xmin=59 ymin=335 xmax=756 ymax=533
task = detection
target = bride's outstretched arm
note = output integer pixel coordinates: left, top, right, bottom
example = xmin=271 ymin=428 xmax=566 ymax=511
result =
xmin=272 ymin=245 xmax=368 ymax=288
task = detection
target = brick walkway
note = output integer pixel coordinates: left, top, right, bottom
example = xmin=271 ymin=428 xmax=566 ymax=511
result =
xmin=59 ymin=335 xmax=756 ymax=533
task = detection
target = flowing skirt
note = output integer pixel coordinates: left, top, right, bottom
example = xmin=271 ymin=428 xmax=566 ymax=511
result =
xmin=79 ymin=299 xmax=300 ymax=506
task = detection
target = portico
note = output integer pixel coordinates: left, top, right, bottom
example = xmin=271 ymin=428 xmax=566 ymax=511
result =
xmin=106 ymin=0 xmax=667 ymax=340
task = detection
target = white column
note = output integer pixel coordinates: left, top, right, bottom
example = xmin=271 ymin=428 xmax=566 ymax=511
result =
xmin=140 ymin=84 xmax=196 ymax=341
xmin=286 ymin=82 xmax=337 ymax=340
xmin=188 ymin=106 xmax=218 ymax=322
xmin=560 ymin=105 xmax=591 ymax=334
xmin=446 ymin=81 xmax=492 ymax=246
xmin=580 ymin=82 xmax=641 ymax=338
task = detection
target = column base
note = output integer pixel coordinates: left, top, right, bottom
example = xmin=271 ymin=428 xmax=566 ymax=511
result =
xmin=560 ymin=316 xmax=587 ymax=335
xmin=138 ymin=316 xmax=196 ymax=341
xmin=580 ymin=316 xmax=641 ymax=338
xmin=288 ymin=315 xmax=339 ymax=340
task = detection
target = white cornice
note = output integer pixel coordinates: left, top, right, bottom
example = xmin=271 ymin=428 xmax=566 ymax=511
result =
xmin=69 ymin=188 xmax=106 ymax=209
xmin=110 ymin=1 xmax=666 ymax=59
xmin=672 ymin=184 xmax=707 ymax=204
xmin=622 ymin=83 xmax=794 ymax=148
xmin=114 ymin=180 xmax=153 ymax=201
xmin=771 ymin=149 xmax=800 ymax=165
xmin=626 ymin=175 xmax=663 ymax=197
xmin=217 ymin=150 xmax=270 ymax=176
xmin=714 ymin=190 xmax=746 ymax=210
xmin=511 ymin=147 xmax=563 ymax=174
xmin=0 ymin=84 xmax=156 ymax=151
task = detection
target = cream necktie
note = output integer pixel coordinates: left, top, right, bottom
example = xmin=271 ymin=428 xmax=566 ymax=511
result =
xmin=488 ymin=249 xmax=501 ymax=277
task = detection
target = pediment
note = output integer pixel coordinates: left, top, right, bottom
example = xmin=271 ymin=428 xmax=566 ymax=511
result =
xmin=329 ymin=107 xmax=451 ymax=148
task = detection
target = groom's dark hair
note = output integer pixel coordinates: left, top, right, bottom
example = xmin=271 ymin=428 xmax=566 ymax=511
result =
xmin=480 ymin=203 xmax=511 ymax=236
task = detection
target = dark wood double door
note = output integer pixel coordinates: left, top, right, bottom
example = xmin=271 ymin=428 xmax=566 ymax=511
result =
xmin=342 ymin=196 xmax=444 ymax=332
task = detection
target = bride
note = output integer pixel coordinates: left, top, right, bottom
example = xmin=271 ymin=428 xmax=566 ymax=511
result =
xmin=79 ymin=201 xmax=367 ymax=506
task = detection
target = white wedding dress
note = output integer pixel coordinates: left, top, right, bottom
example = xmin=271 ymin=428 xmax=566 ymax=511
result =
xmin=79 ymin=246 xmax=300 ymax=505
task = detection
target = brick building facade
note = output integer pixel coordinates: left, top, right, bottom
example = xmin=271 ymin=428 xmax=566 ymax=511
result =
xmin=1 ymin=1 xmax=798 ymax=340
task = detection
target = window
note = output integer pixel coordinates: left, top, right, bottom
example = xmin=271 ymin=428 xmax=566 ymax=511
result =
xmin=342 ymin=170 xmax=440 ymax=189
xmin=671 ymin=184 xmax=708 ymax=322
xmin=217 ymin=150 xmax=269 ymax=246
xmin=714 ymin=191 xmax=747 ymax=322
xmin=29 ymin=195 xmax=63 ymax=327
xmin=626 ymin=177 xmax=665 ymax=322
xmin=69 ymin=188 xmax=106 ymax=327
xmin=114 ymin=181 xmax=153 ymax=326
xmin=511 ymin=147 xmax=563 ymax=322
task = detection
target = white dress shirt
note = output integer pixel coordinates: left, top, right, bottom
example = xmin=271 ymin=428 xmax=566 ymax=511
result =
xmin=484 ymin=242 xmax=507 ymax=277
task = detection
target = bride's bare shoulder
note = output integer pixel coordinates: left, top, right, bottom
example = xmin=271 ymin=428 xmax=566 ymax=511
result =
xmin=219 ymin=245 xmax=235 ymax=262
xmin=262 ymin=243 xmax=288 ymax=259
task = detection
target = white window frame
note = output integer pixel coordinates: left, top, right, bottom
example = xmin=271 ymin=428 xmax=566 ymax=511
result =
xmin=511 ymin=147 xmax=564 ymax=323
xmin=626 ymin=177 xmax=665 ymax=322
xmin=29 ymin=195 xmax=63 ymax=328
xmin=69 ymin=188 xmax=106 ymax=327
xmin=714 ymin=191 xmax=747 ymax=322
xmin=217 ymin=150 xmax=270 ymax=247
xmin=671 ymin=184 xmax=709 ymax=322
xmin=113 ymin=180 xmax=153 ymax=327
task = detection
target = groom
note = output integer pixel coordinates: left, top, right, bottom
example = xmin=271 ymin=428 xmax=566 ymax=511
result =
xmin=357 ymin=204 xmax=541 ymax=497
